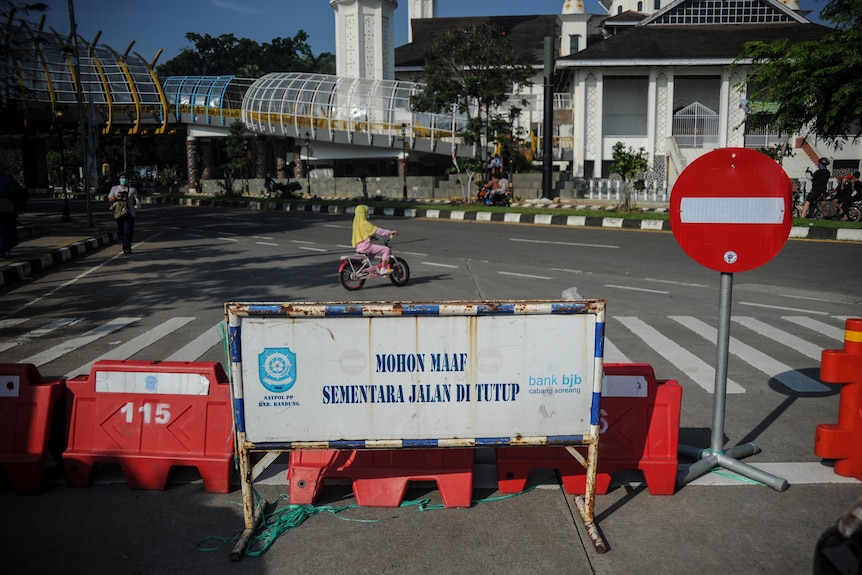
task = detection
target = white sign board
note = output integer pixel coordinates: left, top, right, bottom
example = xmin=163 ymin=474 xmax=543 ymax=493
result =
xmin=226 ymin=301 xmax=605 ymax=447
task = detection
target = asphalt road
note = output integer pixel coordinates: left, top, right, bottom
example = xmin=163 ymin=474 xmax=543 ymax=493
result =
xmin=1 ymin=202 xmax=860 ymax=574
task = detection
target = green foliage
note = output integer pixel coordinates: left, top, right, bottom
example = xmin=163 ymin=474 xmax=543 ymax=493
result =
xmin=224 ymin=121 xmax=249 ymax=194
xmin=410 ymin=24 xmax=534 ymax=160
xmin=609 ymin=142 xmax=648 ymax=181
xmin=155 ymin=31 xmax=335 ymax=77
xmin=737 ymin=0 xmax=862 ymax=146
xmin=609 ymin=142 xmax=648 ymax=211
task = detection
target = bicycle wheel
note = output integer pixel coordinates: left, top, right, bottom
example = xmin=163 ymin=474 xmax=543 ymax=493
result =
xmin=339 ymin=259 xmax=366 ymax=291
xmin=846 ymin=204 xmax=862 ymax=222
xmin=389 ymin=256 xmax=410 ymax=287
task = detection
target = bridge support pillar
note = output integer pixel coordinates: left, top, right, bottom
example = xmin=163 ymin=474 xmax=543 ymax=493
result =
xmin=186 ymin=136 xmax=199 ymax=192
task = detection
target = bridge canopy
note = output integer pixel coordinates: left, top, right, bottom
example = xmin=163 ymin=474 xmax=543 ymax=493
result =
xmin=1 ymin=18 xmax=166 ymax=135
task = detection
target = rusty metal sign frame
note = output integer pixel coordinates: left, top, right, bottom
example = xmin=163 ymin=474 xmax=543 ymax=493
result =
xmin=225 ymin=299 xmax=608 ymax=558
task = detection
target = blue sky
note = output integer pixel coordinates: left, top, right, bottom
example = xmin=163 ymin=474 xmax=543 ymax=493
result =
xmin=36 ymin=0 xmax=829 ymax=67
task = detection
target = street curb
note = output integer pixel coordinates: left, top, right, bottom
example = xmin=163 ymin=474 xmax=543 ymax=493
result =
xmin=152 ymin=196 xmax=859 ymax=241
xmin=0 ymin=231 xmax=119 ymax=288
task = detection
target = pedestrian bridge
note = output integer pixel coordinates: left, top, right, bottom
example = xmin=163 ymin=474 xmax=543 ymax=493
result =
xmin=164 ymin=73 xmax=476 ymax=160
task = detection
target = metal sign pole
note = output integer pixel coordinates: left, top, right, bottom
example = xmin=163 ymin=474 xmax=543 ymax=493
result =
xmin=677 ymin=272 xmax=788 ymax=491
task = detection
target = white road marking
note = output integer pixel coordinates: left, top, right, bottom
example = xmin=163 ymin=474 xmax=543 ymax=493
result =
xmin=422 ymin=262 xmax=459 ymax=268
xmin=499 ymin=271 xmax=553 ymax=280
xmin=732 ymin=316 xmax=824 ymax=361
xmin=299 ymin=246 xmax=327 ymax=252
xmin=740 ymin=301 xmax=829 ymax=315
xmin=783 ymin=316 xmax=846 ymax=341
xmin=66 ymin=317 xmax=196 ymax=378
xmin=604 ymin=285 xmax=669 ymax=294
xmin=615 ymin=316 xmax=745 ymax=394
xmin=671 ymin=316 xmax=829 ymax=393
xmin=256 ymin=242 xmax=279 ymax=246
xmin=22 ymin=317 xmax=141 ymax=367
xmin=166 ymin=322 xmax=224 ymax=361
xmin=603 ymin=338 xmax=631 ymax=363
xmin=510 ymin=237 xmax=619 ymax=249
xmin=0 ymin=318 xmax=81 ymax=353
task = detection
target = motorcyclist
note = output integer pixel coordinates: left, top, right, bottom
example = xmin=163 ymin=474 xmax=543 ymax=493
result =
xmin=836 ymin=171 xmax=861 ymax=220
xmin=800 ymin=158 xmax=831 ymax=218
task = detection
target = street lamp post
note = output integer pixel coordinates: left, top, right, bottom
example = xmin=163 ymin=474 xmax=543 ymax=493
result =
xmin=55 ymin=109 xmax=70 ymax=221
xmin=401 ymin=123 xmax=408 ymax=199
xmin=304 ymin=132 xmax=312 ymax=196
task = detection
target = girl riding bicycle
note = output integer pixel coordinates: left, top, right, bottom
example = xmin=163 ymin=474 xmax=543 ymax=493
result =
xmin=352 ymin=204 xmax=398 ymax=275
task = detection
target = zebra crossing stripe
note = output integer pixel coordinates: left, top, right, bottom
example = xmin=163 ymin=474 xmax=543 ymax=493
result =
xmin=0 ymin=318 xmax=81 ymax=354
xmin=603 ymin=338 xmax=631 ymax=363
xmin=615 ymin=316 xmax=745 ymax=394
xmin=671 ymin=316 xmax=829 ymax=393
xmin=0 ymin=318 xmax=29 ymax=329
xmin=66 ymin=317 xmax=196 ymax=379
xmin=22 ymin=317 xmax=141 ymax=367
xmin=783 ymin=316 xmax=845 ymax=341
xmin=165 ymin=322 xmax=223 ymax=362
xmin=732 ymin=317 xmax=824 ymax=361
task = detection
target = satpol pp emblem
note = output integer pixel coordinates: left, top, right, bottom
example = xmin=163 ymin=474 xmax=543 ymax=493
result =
xmin=258 ymin=348 xmax=297 ymax=393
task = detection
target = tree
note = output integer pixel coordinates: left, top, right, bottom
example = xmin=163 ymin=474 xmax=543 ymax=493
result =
xmin=155 ymin=31 xmax=335 ymax=78
xmin=409 ymin=24 xmax=534 ymax=161
xmin=737 ymin=0 xmax=862 ymax=149
xmin=609 ymin=142 xmax=648 ymax=212
xmin=223 ymin=121 xmax=249 ymax=195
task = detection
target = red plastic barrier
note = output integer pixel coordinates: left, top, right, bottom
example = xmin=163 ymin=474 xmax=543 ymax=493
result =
xmin=62 ymin=360 xmax=234 ymax=492
xmin=814 ymin=318 xmax=862 ymax=480
xmin=0 ymin=364 xmax=64 ymax=494
xmin=288 ymin=448 xmax=475 ymax=507
xmin=496 ymin=363 xmax=682 ymax=495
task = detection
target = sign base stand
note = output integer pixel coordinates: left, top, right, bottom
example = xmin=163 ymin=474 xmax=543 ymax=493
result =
xmin=676 ymin=272 xmax=788 ymax=492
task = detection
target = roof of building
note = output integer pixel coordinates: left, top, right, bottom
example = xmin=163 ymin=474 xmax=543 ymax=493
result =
xmin=395 ymin=15 xmax=562 ymax=68
xmin=559 ymin=22 xmax=834 ymax=64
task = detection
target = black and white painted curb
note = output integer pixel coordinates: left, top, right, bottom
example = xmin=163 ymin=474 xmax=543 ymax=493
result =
xmin=0 ymin=231 xmax=118 ymax=288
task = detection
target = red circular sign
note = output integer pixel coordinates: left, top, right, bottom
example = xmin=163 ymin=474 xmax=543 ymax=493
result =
xmin=670 ymin=148 xmax=792 ymax=273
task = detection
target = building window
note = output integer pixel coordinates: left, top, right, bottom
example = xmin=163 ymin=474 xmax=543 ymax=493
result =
xmin=637 ymin=1 xmax=643 ymax=11
xmin=654 ymin=0 xmax=661 ymax=9
xmin=617 ymin=5 xmax=623 ymax=14
xmin=569 ymin=34 xmax=580 ymax=53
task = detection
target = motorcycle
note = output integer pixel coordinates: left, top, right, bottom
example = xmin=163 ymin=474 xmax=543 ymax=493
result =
xmin=476 ymin=185 xmax=512 ymax=206
xmin=338 ymin=236 xmax=410 ymax=291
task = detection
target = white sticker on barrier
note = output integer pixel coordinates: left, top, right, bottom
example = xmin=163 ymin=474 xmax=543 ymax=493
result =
xmin=0 ymin=374 xmax=20 ymax=397
xmin=94 ymin=371 xmax=210 ymax=395
xmin=601 ymin=375 xmax=648 ymax=397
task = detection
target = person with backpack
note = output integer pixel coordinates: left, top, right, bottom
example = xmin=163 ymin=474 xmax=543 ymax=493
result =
xmin=108 ymin=173 xmax=141 ymax=254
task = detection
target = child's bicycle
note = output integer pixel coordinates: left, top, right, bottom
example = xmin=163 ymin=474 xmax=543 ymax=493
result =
xmin=337 ymin=236 xmax=410 ymax=291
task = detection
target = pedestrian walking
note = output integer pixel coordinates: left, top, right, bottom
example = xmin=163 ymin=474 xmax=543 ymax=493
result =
xmin=108 ymin=173 xmax=140 ymax=254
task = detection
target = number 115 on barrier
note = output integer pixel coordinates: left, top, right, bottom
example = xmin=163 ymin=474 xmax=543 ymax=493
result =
xmin=119 ymin=402 xmax=172 ymax=425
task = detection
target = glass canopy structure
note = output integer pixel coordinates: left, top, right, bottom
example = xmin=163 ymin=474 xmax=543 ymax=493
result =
xmin=1 ymin=19 xmax=167 ymax=135
xmin=242 ymin=72 xmax=468 ymax=156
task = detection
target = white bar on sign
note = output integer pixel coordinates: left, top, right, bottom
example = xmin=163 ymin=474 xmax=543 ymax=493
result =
xmin=680 ymin=197 xmax=785 ymax=224
xmin=95 ymin=371 xmax=210 ymax=395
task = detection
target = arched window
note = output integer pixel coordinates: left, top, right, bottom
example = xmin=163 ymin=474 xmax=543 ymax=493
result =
xmin=637 ymin=1 xmax=643 ymax=11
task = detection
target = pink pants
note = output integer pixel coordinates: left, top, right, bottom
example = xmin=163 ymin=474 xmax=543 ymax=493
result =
xmin=355 ymin=238 xmax=391 ymax=263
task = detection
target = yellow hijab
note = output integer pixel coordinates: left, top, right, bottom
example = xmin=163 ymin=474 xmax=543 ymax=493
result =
xmin=351 ymin=205 xmax=378 ymax=247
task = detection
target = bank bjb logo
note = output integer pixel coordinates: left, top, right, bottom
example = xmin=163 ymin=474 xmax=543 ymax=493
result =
xmin=258 ymin=348 xmax=297 ymax=393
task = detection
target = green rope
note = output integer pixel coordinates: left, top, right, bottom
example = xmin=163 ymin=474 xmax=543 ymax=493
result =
xmin=197 ymin=485 xmax=537 ymax=557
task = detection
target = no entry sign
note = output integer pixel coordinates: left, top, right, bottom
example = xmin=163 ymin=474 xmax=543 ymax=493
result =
xmin=670 ymin=148 xmax=792 ymax=273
